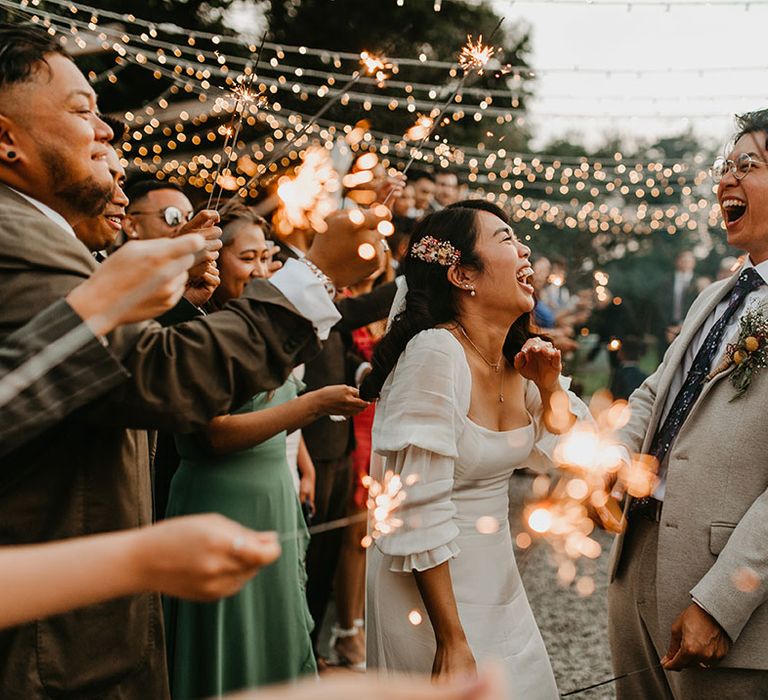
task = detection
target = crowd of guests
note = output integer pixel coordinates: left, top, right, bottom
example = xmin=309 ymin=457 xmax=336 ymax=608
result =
xmin=0 ymin=22 xmax=512 ymax=700
xmin=0 ymin=19 xmax=754 ymax=700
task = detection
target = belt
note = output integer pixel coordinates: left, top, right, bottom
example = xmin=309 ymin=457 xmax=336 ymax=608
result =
xmin=628 ymin=496 xmax=663 ymax=523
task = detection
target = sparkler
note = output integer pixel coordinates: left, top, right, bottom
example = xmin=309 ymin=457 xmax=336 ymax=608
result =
xmin=382 ymin=23 xmax=503 ymax=206
xmin=458 ymin=34 xmax=497 ymax=75
xmin=205 ymin=32 xmax=269 ymax=211
xmin=272 ymin=146 xmax=340 ymax=236
xmin=218 ymin=50 xmax=392 ymax=216
xmin=279 ymin=470 xmax=408 ymax=546
xmin=521 ymin=392 xmax=656 ymax=587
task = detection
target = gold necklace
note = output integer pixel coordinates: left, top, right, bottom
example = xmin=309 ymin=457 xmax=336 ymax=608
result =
xmin=457 ymin=324 xmax=506 ymax=403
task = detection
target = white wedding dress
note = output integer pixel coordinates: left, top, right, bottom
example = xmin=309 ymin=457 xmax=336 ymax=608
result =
xmin=367 ymin=328 xmax=588 ymax=699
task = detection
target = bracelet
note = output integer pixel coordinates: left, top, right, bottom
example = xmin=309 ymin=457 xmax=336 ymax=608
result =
xmin=299 ymin=257 xmax=336 ymax=299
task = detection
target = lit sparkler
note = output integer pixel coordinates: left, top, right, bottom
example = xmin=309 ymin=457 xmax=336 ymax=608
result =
xmin=458 ymin=34 xmax=496 ymax=75
xmin=363 ymin=471 xmax=407 ymax=541
xmin=405 ymin=114 xmax=435 ymax=142
xmin=206 ymin=32 xmax=269 ymax=211
xmin=520 ymin=392 xmax=655 ymax=591
xmin=219 ymin=50 xmax=393 ymax=216
xmin=273 ymin=146 xmax=340 ymax=236
xmin=279 ymin=470 xmax=409 ymax=547
xmin=360 ymin=50 xmax=393 ymax=86
xmin=382 ymin=21 xmax=504 ymax=206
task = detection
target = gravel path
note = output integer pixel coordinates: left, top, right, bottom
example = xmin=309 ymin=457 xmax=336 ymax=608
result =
xmin=511 ymin=473 xmax=616 ymax=699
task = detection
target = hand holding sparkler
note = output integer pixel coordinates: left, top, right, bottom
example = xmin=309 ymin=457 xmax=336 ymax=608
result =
xmin=183 ymin=261 xmax=220 ymax=308
xmin=306 ymin=206 xmax=392 ymax=289
xmin=175 ymin=210 xmax=222 ymax=282
xmin=67 ymin=235 xmax=207 ymax=336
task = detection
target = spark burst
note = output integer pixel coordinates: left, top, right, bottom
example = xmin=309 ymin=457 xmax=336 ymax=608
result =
xmin=520 ymin=393 xmax=657 ymax=591
xmin=273 ymin=146 xmax=340 ymax=236
xmin=360 ymin=50 xmax=393 ymax=86
xmin=458 ymin=34 xmax=496 ymax=75
xmin=362 ymin=471 xmax=407 ymax=543
xmin=405 ymin=114 xmax=435 ymax=141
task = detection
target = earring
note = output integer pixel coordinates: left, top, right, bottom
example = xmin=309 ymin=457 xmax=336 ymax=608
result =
xmin=470 ymin=288 xmax=476 ymax=297
xmin=465 ymin=285 xmax=476 ymax=297
xmin=6 ymin=150 xmax=16 ymax=160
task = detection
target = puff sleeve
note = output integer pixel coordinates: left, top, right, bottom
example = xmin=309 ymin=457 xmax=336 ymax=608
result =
xmin=371 ymin=329 xmax=471 ymax=572
xmin=523 ymin=375 xmax=592 ymax=473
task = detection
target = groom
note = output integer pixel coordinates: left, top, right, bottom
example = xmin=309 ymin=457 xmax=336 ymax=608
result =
xmin=608 ymin=110 xmax=768 ymax=699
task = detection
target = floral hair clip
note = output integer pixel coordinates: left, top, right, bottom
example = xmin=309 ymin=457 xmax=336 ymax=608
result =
xmin=410 ymin=236 xmax=461 ymax=267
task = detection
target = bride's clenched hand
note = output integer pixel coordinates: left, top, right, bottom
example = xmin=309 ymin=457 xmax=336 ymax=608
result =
xmin=513 ymin=337 xmax=561 ymax=394
xmin=432 ymin=640 xmax=477 ymax=684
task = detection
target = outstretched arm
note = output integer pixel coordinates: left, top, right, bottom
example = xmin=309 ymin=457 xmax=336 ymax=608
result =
xmin=203 ymin=385 xmax=368 ymax=455
xmin=0 ymin=514 xmax=280 ymax=629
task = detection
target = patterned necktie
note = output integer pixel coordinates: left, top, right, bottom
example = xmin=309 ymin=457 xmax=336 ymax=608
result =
xmin=649 ymin=267 xmax=765 ymax=467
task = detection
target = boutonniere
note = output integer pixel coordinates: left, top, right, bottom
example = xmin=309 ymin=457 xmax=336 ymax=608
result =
xmin=707 ymin=306 xmax=768 ymax=401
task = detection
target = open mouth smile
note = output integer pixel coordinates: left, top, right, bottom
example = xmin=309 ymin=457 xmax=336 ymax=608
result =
xmin=516 ymin=265 xmax=535 ymax=295
xmin=722 ymin=197 xmax=747 ymax=226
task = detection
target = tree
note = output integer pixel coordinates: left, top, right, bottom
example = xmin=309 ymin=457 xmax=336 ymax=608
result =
xmin=261 ymin=0 xmax=533 ymax=153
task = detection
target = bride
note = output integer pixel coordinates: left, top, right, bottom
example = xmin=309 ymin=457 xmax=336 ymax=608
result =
xmin=360 ymin=200 xmax=589 ymax=698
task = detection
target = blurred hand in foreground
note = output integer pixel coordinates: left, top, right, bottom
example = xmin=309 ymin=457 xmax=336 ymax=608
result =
xmin=66 ymin=234 xmax=207 ymax=335
xmin=306 ymin=207 xmax=391 ymax=289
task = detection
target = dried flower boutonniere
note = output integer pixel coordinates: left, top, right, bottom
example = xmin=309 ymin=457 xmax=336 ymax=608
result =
xmin=707 ymin=306 xmax=768 ymax=401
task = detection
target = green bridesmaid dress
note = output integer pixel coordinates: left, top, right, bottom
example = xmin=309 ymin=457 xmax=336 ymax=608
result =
xmin=163 ymin=378 xmax=316 ymax=700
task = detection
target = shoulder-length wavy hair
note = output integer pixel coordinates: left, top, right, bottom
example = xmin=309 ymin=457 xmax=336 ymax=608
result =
xmin=360 ymin=199 xmax=535 ymax=400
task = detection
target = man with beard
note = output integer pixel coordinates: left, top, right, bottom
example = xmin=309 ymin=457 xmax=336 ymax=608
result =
xmin=72 ymin=118 xmax=129 ymax=258
xmin=0 ymin=24 xmax=385 ymax=700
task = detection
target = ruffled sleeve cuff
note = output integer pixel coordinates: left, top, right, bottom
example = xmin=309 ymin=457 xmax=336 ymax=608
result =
xmin=526 ymin=375 xmax=593 ymax=473
xmin=385 ymin=541 xmax=461 ymax=573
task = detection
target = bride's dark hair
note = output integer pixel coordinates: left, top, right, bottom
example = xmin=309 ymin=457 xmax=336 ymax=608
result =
xmin=360 ymin=199 xmax=535 ymax=401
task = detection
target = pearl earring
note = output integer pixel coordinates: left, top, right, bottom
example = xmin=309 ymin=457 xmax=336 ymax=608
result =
xmin=465 ymin=285 xmax=476 ymax=297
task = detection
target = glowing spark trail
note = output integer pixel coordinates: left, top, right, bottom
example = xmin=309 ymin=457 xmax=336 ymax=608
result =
xmin=219 ymin=50 xmax=392 ymax=215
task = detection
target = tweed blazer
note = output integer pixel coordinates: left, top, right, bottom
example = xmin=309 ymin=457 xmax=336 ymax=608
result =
xmin=612 ymin=267 xmax=768 ymax=670
xmin=0 ymin=298 xmax=127 ymax=456
xmin=0 ymin=184 xmax=320 ymax=699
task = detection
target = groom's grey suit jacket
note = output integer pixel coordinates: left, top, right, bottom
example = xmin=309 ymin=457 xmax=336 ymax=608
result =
xmin=611 ymin=267 xmax=768 ymax=670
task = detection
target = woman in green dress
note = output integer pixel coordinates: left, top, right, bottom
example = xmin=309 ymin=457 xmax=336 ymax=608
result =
xmin=163 ymin=207 xmax=368 ymax=699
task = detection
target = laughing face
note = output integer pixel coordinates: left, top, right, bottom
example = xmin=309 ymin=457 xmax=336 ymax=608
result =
xmin=470 ymin=209 xmax=535 ymax=316
xmin=717 ymin=132 xmax=768 ymax=263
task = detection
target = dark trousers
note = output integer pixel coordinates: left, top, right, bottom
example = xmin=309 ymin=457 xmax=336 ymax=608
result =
xmin=305 ymin=455 xmax=352 ymax=653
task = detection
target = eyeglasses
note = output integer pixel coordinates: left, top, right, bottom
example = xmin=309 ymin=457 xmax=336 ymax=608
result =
xmin=128 ymin=206 xmax=194 ymax=227
xmin=710 ymin=152 xmax=768 ymax=183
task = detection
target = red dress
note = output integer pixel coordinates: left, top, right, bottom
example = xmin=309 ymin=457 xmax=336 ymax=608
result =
xmin=350 ymin=326 xmax=377 ymax=510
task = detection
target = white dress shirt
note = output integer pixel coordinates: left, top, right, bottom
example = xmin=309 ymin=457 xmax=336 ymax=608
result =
xmin=9 ymin=188 xmax=341 ymax=341
xmin=654 ymin=257 xmax=768 ymax=500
